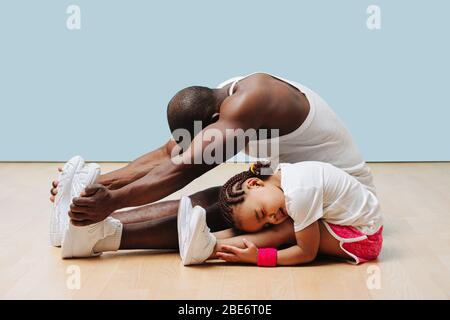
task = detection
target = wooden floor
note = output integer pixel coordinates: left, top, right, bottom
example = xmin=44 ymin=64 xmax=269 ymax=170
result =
xmin=0 ymin=162 xmax=449 ymax=299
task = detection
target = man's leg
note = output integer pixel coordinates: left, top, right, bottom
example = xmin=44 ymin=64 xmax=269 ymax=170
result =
xmin=119 ymin=215 xmax=179 ymax=249
xmin=110 ymin=186 xmax=229 ymax=230
xmin=114 ymin=186 xmax=232 ymax=250
xmin=118 ymin=217 xmax=295 ymax=251
xmin=62 ymin=186 xmax=234 ymax=256
xmin=67 ymin=204 xmax=294 ymax=256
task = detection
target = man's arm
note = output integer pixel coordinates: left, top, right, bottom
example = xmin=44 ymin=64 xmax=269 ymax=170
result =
xmin=97 ymin=139 xmax=177 ymax=189
xmin=98 ymin=86 xmax=265 ymax=192
xmin=69 ymin=113 xmax=262 ymax=225
xmin=69 ymin=91 xmax=268 ymax=225
xmin=49 ymin=139 xmax=177 ymax=203
xmin=110 ymin=114 xmax=259 ymax=208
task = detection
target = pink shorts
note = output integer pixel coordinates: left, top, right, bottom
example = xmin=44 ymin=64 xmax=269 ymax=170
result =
xmin=322 ymin=221 xmax=383 ymax=264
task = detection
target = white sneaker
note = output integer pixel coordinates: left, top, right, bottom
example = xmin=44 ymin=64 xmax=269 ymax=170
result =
xmin=177 ymin=196 xmax=192 ymax=254
xmin=61 ymin=217 xmax=122 ymax=259
xmin=50 ymin=159 xmax=101 ymax=247
xmin=50 ymin=155 xmax=85 ymax=247
xmin=177 ymin=196 xmax=216 ymax=265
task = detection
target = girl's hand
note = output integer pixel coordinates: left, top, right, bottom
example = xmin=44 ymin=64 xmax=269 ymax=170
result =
xmin=216 ymin=239 xmax=258 ymax=264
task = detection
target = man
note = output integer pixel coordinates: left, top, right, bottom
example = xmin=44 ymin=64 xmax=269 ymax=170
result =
xmin=50 ymin=72 xmax=375 ymax=261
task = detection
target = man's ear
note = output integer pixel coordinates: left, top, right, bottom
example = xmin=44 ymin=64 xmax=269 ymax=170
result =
xmin=246 ymin=177 xmax=264 ymax=189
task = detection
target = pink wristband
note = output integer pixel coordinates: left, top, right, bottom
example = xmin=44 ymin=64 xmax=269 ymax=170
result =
xmin=257 ymin=248 xmax=277 ymax=267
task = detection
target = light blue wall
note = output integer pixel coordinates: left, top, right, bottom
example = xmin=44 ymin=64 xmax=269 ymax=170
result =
xmin=0 ymin=0 xmax=449 ymax=161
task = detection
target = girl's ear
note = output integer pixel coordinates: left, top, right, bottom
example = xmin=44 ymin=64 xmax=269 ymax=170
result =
xmin=246 ymin=177 xmax=264 ymax=189
xmin=211 ymin=112 xmax=220 ymax=122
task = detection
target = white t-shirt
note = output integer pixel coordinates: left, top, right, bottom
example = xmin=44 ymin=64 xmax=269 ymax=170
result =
xmin=279 ymin=162 xmax=382 ymax=235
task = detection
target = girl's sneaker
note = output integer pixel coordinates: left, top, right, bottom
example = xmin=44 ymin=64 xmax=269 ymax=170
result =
xmin=177 ymin=196 xmax=216 ymax=265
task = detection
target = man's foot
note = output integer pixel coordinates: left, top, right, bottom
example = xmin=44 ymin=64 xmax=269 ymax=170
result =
xmin=61 ymin=217 xmax=123 ymax=259
xmin=177 ymin=196 xmax=216 ymax=265
xmin=50 ymin=155 xmax=85 ymax=246
xmin=50 ymin=158 xmax=101 ymax=247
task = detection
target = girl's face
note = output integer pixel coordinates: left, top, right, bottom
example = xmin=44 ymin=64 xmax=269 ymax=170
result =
xmin=232 ymin=177 xmax=289 ymax=232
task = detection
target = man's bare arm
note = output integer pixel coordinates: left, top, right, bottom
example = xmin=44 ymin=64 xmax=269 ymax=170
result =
xmin=50 ymin=139 xmax=177 ymax=202
xmin=69 ymin=93 xmax=265 ymax=225
xmin=97 ymin=139 xmax=177 ymax=189
xmin=110 ymin=116 xmax=257 ymax=208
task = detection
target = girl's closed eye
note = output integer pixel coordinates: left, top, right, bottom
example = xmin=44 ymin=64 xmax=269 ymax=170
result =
xmin=219 ymin=163 xmax=288 ymax=233
xmin=259 ymin=209 xmax=266 ymax=220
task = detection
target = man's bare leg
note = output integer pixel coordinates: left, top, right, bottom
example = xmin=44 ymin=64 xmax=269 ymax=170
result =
xmin=119 ymin=215 xmax=180 ymax=249
xmin=118 ymin=216 xmax=295 ymax=251
xmin=115 ymin=186 xmax=233 ymax=250
xmin=110 ymin=186 xmax=226 ymax=227
xmin=111 ymin=201 xmax=179 ymax=224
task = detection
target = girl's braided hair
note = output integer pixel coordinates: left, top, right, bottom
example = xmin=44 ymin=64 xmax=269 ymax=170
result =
xmin=218 ymin=161 xmax=272 ymax=226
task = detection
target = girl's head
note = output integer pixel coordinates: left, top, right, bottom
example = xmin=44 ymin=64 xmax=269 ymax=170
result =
xmin=219 ymin=162 xmax=289 ymax=232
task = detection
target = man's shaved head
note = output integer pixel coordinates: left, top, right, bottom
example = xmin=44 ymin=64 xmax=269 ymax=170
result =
xmin=167 ymin=86 xmax=219 ymax=142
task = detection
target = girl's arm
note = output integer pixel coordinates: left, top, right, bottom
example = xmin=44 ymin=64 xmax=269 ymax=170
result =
xmin=216 ymin=221 xmax=321 ymax=266
xmin=276 ymin=221 xmax=320 ymax=265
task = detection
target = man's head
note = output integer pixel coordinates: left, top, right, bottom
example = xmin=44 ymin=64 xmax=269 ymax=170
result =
xmin=167 ymin=86 xmax=221 ymax=143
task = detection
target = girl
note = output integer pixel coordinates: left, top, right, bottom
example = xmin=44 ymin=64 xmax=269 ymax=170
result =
xmin=214 ymin=161 xmax=383 ymax=266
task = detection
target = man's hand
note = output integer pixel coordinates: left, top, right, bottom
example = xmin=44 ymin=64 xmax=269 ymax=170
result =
xmin=216 ymin=239 xmax=258 ymax=264
xmin=69 ymin=184 xmax=118 ymax=226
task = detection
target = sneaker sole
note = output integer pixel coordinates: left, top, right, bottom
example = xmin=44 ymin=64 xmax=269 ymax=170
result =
xmin=49 ymin=155 xmax=85 ymax=246
xmin=182 ymin=206 xmax=206 ymax=266
xmin=177 ymin=196 xmax=192 ymax=257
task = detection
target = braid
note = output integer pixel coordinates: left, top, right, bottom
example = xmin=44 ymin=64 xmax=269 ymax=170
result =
xmin=218 ymin=161 xmax=272 ymax=226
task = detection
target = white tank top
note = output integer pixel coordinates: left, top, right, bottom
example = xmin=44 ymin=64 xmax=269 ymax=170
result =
xmin=217 ymin=72 xmax=376 ymax=193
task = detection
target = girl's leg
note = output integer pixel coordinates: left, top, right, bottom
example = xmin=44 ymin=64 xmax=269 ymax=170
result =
xmin=317 ymin=221 xmax=352 ymax=260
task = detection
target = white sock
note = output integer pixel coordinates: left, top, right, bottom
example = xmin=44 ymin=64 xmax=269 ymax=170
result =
xmin=93 ymin=222 xmax=123 ymax=253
